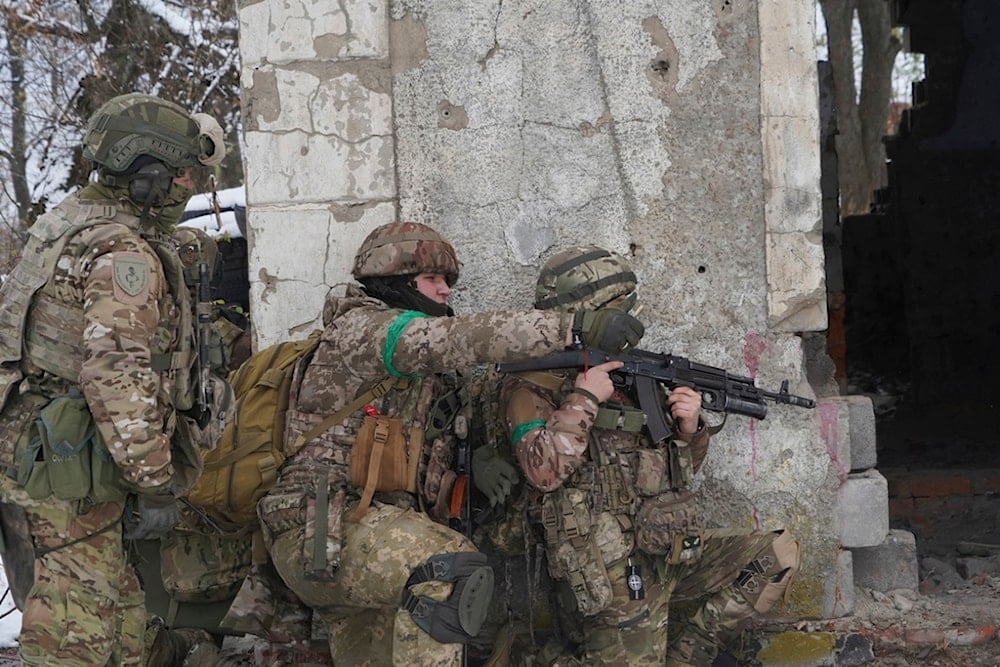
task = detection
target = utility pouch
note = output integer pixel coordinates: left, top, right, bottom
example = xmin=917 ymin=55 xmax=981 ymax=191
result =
xmin=0 ymin=392 xmax=44 ymax=475
xmin=634 ymin=448 xmax=670 ymax=497
xmin=161 ymin=528 xmax=253 ymax=603
xmin=538 ymin=487 xmax=613 ymax=616
xmin=635 ymin=489 xmax=703 ymax=564
xmin=88 ymin=433 xmax=126 ymax=503
xmin=349 ymin=414 xmax=416 ymax=521
xmin=302 ymin=468 xmax=347 ymax=581
xmin=19 ymin=392 xmax=102 ymax=501
xmin=350 ymin=414 xmax=412 ymax=493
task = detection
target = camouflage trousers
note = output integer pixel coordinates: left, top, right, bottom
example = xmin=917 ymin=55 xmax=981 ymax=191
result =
xmin=554 ymin=528 xmax=797 ymax=666
xmin=1 ymin=486 xmax=144 ymax=666
xmin=267 ymin=502 xmax=479 ymax=667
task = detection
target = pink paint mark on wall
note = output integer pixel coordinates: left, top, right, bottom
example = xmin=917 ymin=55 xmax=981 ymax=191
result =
xmin=818 ymin=401 xmax=848 ymax=483
xmin=741 ymin=331 xmax=768 ymax=379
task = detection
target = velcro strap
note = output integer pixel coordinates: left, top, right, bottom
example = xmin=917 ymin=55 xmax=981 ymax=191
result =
xmin=593 ymin=404 xmax=646 ymax=432
xmin=311 ymin=474 xmax=330 ymax=572
xmin=348 ymin=421 xmax=389 ymax=523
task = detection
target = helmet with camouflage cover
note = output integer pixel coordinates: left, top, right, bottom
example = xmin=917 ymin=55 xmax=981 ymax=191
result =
xmin=534 ymin=245 xmax=638 ymax=313
xmin=82 ymin=93 xmax=225 ymax=174
xmin=352 ymin=222 xmax=460 ymax=286
xmin=172 ymin=226 xmax=221 ymax=287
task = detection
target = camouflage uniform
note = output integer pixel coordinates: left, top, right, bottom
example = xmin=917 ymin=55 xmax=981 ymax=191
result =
xmin=252 ymin=222 xmax=585 ymax=667
xmin=0 ymin=93 xmax=225 ymax=666
xmin=501 ymin=246 xmax=801 ymax=666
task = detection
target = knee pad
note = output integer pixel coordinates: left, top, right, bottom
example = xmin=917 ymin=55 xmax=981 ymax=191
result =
xmin=734 ymin=530 xmax=800 ymax=613
xmin=400 ymin=552 xmax=494 ymax=644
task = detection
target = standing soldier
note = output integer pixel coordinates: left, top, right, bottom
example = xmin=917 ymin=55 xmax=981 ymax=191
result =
xmin=252 ymin=222 xmax=643 ymax=665
xmin=0 ymin=93 xmax=226 ymax=665
xmin=500 ymin=245 xmax=801 ymax=666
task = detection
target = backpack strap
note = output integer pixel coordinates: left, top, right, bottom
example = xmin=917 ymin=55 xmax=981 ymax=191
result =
xmin=288 ymin=376 xmax=410 ymax=454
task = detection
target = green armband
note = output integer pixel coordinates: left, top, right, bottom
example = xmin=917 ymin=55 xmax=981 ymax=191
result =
xmin=383 ymin=310 xmax=428 ymax=379
xmin=510 ymin=419 xmax=546 ymax=445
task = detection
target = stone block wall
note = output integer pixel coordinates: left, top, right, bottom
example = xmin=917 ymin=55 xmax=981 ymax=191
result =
xmin=235 ymin=0 xmax=891 ymax=621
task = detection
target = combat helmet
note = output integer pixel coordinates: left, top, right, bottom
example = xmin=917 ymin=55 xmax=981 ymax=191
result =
xmin=535 ymin=245 xmax=637 ymax=313
xmin=83 ymin=93 xmax=225 ymax=173
xmin=352 ymin=222 xmax=460 ymax=285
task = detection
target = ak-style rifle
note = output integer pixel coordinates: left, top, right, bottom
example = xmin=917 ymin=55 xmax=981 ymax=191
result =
xmin=498 ymin=348 xmax=815 ymax=442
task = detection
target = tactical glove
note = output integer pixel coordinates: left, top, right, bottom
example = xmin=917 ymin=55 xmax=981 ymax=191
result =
xmin=471 ymin=446 xmax=519 ymax=508
xmin=573 ymin=308 xmax=645 ymax=352
xmin=123 ymin=493 xmax=180 ymax=541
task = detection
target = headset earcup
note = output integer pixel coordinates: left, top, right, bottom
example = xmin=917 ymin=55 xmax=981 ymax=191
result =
xmin=129 ymin=162 xmax=173 ymax=204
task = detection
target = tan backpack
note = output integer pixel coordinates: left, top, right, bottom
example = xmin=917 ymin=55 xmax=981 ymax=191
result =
xmin=184 ymin=330 xmax=323 ymax=529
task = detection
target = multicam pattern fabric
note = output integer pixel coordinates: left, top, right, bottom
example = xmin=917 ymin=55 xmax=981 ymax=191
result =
xmin=0 ymin=192 xmax=193 ymax=664
xmin=533 ymin=245 xmax=637 ymax=312
xmin=351 ymin=222 xmax=461 ymax=284
xmin=0 ymin=487 xmax=145 ymax=666
xmin=250 ymin=286 xmax=575 ymax=666
xmin=501 ymin=371 xmax=800 ymax=665
xmin=11 ymin=198 xmax=183 ymax=490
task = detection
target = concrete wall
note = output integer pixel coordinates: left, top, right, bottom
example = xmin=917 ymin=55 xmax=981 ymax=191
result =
xmin=237 ymin=0 xmax=864 ymax=619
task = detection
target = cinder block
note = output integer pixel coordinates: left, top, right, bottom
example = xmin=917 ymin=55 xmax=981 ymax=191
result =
xmin=845 ymin=395 xmax=876 ymax=471
xmin=821 ymin=395 xmax=876 ymax=472
xmin=851 ymin=529 xmax=919 ymax=592
xmin=837 ymin=470 xmax=889 ymax=548
xmin=823 ymin=549 xmax=854 ymax=618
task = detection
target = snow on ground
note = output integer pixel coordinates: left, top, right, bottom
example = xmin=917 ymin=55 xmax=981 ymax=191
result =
xmin=0 ymin=562 xmax=21 ymax=648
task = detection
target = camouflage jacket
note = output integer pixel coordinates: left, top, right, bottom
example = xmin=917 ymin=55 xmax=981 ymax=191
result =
xmin=274 ymin=285 xmax=574 ymax=520
xmin=0 ymin=194 xmax=186 ymax=493
xmin=501 ymin=370 xmax=710 ymax=510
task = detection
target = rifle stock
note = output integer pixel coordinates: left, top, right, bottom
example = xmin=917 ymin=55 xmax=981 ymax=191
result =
xmin=497 ymin=348 xmax=815 ymax=442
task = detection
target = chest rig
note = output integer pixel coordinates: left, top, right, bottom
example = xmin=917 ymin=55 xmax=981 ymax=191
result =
xmin=0 ymin=199 xmax=196 ymax=411
xmin=519 ymin=370 xmax=704 ymax=615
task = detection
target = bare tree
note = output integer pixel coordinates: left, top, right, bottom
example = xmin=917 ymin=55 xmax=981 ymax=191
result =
xmin=820 ymin=0 xmax=900 ymax=216
xmin=0 ymin=0 xmax=242 ymax=271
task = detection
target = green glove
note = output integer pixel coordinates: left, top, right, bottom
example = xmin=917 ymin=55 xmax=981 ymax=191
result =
xmin=573 ymin=308 xmax=645 ymax=352
xmin=472 ymin=446 xmax=519 ymax=508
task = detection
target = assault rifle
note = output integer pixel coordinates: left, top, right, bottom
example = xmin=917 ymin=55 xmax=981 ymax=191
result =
xmin=197 ymin=261 xmax=213 ymax=413
xmin=497 ymin=348 xmax=815 ymax=442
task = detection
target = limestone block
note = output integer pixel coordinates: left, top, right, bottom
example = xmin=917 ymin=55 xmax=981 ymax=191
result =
xmin=845 ymin=395 xmax=877 ymax=471
xmin=851 ymin=529 xmax=919 ymax=592
xmin=243 ymin=131 xmax=395 ymax=205
xmin=238 ymin=0 xmax=386 ymax=67
xmin=766 ymin=231 xmax=827 ymax=332
xmin=837 ymin=470 xmax=889 ymax=548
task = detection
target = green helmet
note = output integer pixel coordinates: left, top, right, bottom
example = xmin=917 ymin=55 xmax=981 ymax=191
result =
xmin=352 ymin=222 xmax=460 ymax=285
xmin=82 ymin=93 xmax=225 ymax=173
xmin=535 ymin=245 xmax=637 ymax=312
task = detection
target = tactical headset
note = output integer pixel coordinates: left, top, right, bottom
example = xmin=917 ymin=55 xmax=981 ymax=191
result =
xmin=125 ymin=161 xmax=175 ymax=205
xmin=98 ymin=159 xmax=177 ymax=206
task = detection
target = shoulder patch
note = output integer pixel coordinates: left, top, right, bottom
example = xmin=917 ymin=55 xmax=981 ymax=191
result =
xmin=112 ymin=252 xmax=152 ymax=303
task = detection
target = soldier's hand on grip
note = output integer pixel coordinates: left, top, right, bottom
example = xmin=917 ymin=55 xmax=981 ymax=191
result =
xmin=573 ymin=308 xmax=644 ymax=352
xmin=574 ymin=360 xmax=624 ymax=403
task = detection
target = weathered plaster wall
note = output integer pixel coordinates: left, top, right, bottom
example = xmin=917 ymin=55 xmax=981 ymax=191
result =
xmin=237 ymin=0 xmax=853 ymax=619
